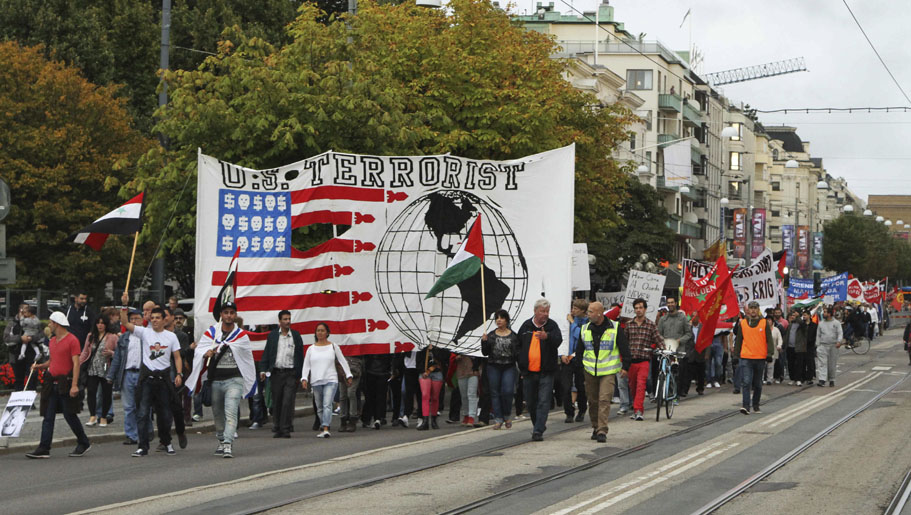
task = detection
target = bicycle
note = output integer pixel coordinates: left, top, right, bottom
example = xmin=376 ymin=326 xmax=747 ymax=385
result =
xmin=653 ymin=348 xmax=683 ymax=421
xmin=842 ymin=334 xmax=870 ymax=355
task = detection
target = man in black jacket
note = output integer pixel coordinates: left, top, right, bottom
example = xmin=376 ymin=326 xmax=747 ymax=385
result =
xmin=65 ymin=292 xmax=94 ymax=347
xmin=258 ymin=310 xmax=303 ymax=438
xmin=517 ymin=298 xmax=563 ymax=441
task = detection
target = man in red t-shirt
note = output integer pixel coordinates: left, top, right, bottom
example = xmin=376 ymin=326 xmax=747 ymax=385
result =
xmin=26 ymin=312 xmax=91 ymax=459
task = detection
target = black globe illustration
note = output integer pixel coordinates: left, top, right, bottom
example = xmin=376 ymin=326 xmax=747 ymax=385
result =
xmin=375 ymin=191 xmax=528 ymax=353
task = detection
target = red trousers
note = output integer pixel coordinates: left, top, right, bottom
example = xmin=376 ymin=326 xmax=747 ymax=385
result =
xmin=628 ymin=361 xmax=650 ymax=412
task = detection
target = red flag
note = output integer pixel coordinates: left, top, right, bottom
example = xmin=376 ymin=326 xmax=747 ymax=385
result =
xmin=695 ymin=257 xmax=734 ymax=353
xmin=683 ymin=259 xmax=738 ymax=319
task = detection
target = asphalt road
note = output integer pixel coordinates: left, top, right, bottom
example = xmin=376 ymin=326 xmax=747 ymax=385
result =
xmin=2 ymin=328 xmax=909 ymax=515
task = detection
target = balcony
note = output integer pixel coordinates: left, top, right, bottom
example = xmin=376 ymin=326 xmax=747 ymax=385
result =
xmin=667 ymin=214 xmax=702 ymax=239
xmin=657 ymin=176 xmax=698 ymax=200
xmin=691 ymin=141 xmax=706 ymax=164
xmin=683 ymin=101 xmax=704 ymax=126
xmin=658 ymin=93 xmax=683 ymax=112
xmin=658 ymin=133 xmax=679 ymax=148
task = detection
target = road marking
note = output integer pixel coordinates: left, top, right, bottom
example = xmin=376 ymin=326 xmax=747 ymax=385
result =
xmin=760 ymin=373 xmax=877 ymax=427
xmin=873 ymin=366 xmax=893 ymax=371
xmin=850 ymin=371 xmax=867 ymax=374
xmin=550 ymin=441 xmax=738 ymax=515
xmin=766 ymin=372 xmax=883 ymax=428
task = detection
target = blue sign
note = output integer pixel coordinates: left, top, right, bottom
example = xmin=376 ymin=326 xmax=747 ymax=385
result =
xmin=788 ymin=278 xmax=814 ymax=299
xmin=217 ymin=189 xmax=291 ymax=258
xmin=819 ymin=272 xmax=848 ymax=302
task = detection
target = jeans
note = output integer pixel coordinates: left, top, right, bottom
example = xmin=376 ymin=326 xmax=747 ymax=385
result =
xmin=248 ymin=378 xmax=267 ymax=424
xmin=739 ymin=358 xmax=766 ymax=409
xmin=616 ymin=374 xmax=630 ymax=410
xmin=120 ymin=369 xmax=149 ymax=441
xmin=486 ymin=363 xmax=517 ymax=423
xmin=458 ymin=375 xmax=479 ymax=419
xmin=312 ymin=382 xmax=339 ymax=428
xmin=211 ymin=376 xmax=244 ymax=444
xmin=733 ymin=358 xmax=742 ymax=389
xmin=522 ymin=371 xmax=554 ymax=435
xmin=706 ymin=340 xmax=724 ymax=383
xmin=39 ymin=387 xmax=90 ymax=450
xmin=138 ymin=376 xmax=173 ymax=451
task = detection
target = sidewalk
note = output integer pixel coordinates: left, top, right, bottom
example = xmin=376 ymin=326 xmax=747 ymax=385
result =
xmin=0 ymin=389 xmax=315 ymax=455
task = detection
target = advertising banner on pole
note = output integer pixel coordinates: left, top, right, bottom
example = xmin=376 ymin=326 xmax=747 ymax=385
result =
xmin=733 ymin=208 xmax=747 ymax=259
xmin=782 ymin=225 xmax=795 ymax=268
xmin=812 ymin=232 xmax=823 ymax=270
xmin=796 ymin=226 xmax=810 ymax=277
xmin=751 ymin=209 xmax=766 ymax=259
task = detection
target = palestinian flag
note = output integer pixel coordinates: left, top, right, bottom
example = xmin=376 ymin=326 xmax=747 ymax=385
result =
xmin=213 ymin=246 xmax=240 ymax=321
xmin=72 ymin=192 xmax=145 ymax=250
xmin=425 ymin=214 xmax=484 ymax=299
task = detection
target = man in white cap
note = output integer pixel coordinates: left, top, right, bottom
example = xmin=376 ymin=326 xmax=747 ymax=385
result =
xmin=26 ymin=312 xmax=91 ymax=459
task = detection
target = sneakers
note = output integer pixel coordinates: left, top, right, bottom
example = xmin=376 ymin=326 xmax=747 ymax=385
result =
xmin=214 ymin=442 xmax=225 ymax=456
xmin=630 ymin=411 xmax=636 ymax=420
xmin=617 ymin=407 xmax=629 ymax=416
xmin=752 ymin=406 xmax=761 ymax=414
xmin=156 ymin=443 xmax=168 ymax=452
xmin=132 ymin=448 xmax=148 ymax=457
xmin=317 ymin=430 xmax=331 ymax=438
xmin=531 ymin=432 xmax=543 ymax=442
xmin=465 ymin=416 xmax=476 ymax=427
xmin=634 ymin=412 xmax=644 ymax=421
xmin=705 ymin=383 xmax=713 ymax=389
xmin=373 ymin=420 xmax=381 ymax=430
xmin=796 ymin=381 xmax=803 ymax=386
xmin=192 ymin=414 xmax=202 ymax=422
xmin=165 ymin=444 xmax=176 ymax=455
xmin=575 ymin=412 xmax=585 ymax=422
xmin=817 ymin=381 xmax=826 ymax=387
xmin=829 ymin=381 xmax=835 ymax=387
xmin=788 ymin=381 xmax=795 ymax=386
xmin=178 ymin=432 xmax=188 ymax=449
xmin=26 ymin=448 xmax=50 ymax=459
xmin=249 ymin=422 xmax=262 ymax=430
xmin=398 ymin=416 xmax=409 ymax=428
xmin=713 ymin=382 xmax=721 ymax=388
xmin=740 ymin=407 xmax=750 ymax=415
xmin=564 ymin=415 xmax=574 ymax=423
xmin=86 ymin=416 xmax=97 ymax=427
xmin=222 ymin=444 xmax=233 ymax=458
xmin=596 ymin=433 xmax=607 ymax=443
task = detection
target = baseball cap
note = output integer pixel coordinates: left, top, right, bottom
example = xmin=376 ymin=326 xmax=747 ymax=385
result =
xmin=173 ymin=308 xmax=185 ymax=317
xmin=49 ymin=311 xmax=70 ymax=327
xmin=747 ymin=301 xmax=760 ymax=309
xmin=220 ymin=301 xmax=237 ymax=312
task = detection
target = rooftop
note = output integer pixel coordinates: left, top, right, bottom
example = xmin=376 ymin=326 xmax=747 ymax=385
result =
xmin=765 ymin=126 xmax=805 ymax=154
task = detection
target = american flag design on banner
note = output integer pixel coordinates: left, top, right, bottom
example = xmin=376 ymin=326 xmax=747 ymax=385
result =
xmin=194 ymin=146 xmax=576 ymax=356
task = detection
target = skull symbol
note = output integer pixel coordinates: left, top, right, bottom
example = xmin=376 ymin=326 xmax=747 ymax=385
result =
xmin=221 ymin=213 xmax=235 ymax=231
xmin=221 ymin=235 xmax=234 ymax=252
xmin=252 ymin=195 xmax=263 ymax=211
xmin=238 ymin=216 xmax=249 ymax=232
xmin=264 ymin=216 xmax=274 ymax=232
xmin=265 ymin=196 xmax=276 ymax=211
xmin=263 ymin=236 xmax=274 ymax=252
xmin=275 ymin=216 xmax=288 ymax=232
xmin=237 ymin=194 xmax=250 ymax=210
xmin=250 ymin=216 xmax=263 ymax=232
xmin=237 ymin=236 xmax=249 ymax=252
xmin=250 ymin=236 xmax=261 ymax=252
xmin=223 ymin=192 xmax=236 ymax=209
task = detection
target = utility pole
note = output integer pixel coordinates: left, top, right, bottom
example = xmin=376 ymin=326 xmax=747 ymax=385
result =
xmin=151 ymin=0 xmax=171 ymax=304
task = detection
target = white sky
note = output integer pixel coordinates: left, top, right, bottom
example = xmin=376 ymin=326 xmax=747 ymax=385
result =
xmin=510 ymin=0 xmax=911 ymax=202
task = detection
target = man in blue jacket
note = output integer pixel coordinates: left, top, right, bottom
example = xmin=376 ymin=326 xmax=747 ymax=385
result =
xmin=106 ymin=309 xmax=150 ymax=445
xmin=258 ymin=310 xmax=303 ymax=438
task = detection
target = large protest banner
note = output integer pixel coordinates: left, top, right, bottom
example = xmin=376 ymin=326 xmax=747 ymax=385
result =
xmin=820 ymin=272 xmax=848 ymax=302
xmin=195 ymin=145 xmax=576 ymax=355
xmin=788 ymin=278 xmax=815 ymax=299
xmin=782 ymin=225 xmax=795 ymax=268
xmin=730 ymin=250 xmax=778 ymax=309
xmin=733 ymin=208 xmax=747 ymax=259
xmin=595 ymin=291 xmax=625 ymax=308
xmin=620 ymin=270 xmax=666 ymax=320
xmin=751 ymin=209 xmax=766 ymax=259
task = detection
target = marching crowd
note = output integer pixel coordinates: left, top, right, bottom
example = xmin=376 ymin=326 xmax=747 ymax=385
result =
xmin=1 ymin=291 xmax=892 ymax=459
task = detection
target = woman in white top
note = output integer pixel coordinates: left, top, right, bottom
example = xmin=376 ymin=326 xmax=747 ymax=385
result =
xmin=301 ymin=323 xmax=352 ymax=438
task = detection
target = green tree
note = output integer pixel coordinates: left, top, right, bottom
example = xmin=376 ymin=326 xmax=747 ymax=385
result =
xmin=128 ymin=0 xmax=636 ymax=295
xmin=0 ymin=42 xmax=151 ymax=298
xmin=823 ymin=213 xmax=899 ymax=280
xmin=588 ymin=175 xmax=675 ymax=283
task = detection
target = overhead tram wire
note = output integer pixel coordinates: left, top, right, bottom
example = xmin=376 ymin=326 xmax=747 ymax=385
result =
xmin=842 ymin=0 xmax=911 ymax=107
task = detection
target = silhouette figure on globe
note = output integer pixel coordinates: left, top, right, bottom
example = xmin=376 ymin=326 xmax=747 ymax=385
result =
xmin=375 ymin=191 xmax=528 ymax=353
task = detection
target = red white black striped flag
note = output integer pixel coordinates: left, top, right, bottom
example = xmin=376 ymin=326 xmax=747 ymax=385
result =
xmin=71 ymin=192 xmax=145 ymax=250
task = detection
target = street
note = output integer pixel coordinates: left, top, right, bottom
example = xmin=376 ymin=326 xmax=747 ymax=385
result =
xmin=2 ymin=329 xmax=909 ymax=514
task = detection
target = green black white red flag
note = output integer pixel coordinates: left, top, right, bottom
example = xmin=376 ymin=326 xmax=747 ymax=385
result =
xmin=425 ymin=214 xmax=484 ymax=300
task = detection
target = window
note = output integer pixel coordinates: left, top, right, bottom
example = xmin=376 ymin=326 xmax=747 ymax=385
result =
xmin=771 ymin=209 xmax=780 ymax=217
xmin=645 ymin=110 xmax=653 ymax=131
xmin=771 ymin=181 xmax=781 ymax=191
xmin=645 ymin=151 xmax=652 ymax=171
xmin=729 ymin=151 xmax=741 ymax=171
xmin=629 ymin=132 xmax=636 ymax=150
xmin=772 ymin=149 xmax=779 ymax=160
xmin=729 ymin=122 xmax=742 ymax=141
xmin=626 ymin=69 xmax=653 ymax=90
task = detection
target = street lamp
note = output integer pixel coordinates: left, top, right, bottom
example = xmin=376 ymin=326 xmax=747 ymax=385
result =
xmin=721 ymin=126 xmax=739 ymax=139
xmin=679 ymin=185 xmax=690 ymax=194
xmin=885 ymin=220 xmax=893 ymax=226
xmin=905 ymin=224 xmax=910 ymax=229
xmin=843 ymin=205 xmax=854 ymax=213
xmin=876 ymin=215 xmax=885 ymax=222
xmin=816 ymin=180 xmax=828 ymax=190
xmin=720 ymin=197 xmax=729 ymax=205
xmin=864 ymin=209 xmax=873 ymax=216
xmin=898 ymin=219 xmax=905 ymax=225
xmin=636 ymin=164 xmax=649 ymax=175
xmin=785 ymin=159 xmax=799 ymax=169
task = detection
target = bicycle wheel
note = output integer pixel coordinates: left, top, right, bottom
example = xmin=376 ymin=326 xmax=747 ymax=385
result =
xmin=665 ymin=373 xmax=676 ymax=420
xmin=655 ymin=372 xmax=664 ymax=422
xmin=851 ymin=337 xmax=870 ymax=355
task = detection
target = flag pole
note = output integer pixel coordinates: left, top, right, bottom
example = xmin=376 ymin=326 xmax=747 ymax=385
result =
xmin=124 ymin=231 xmax=140 ymax=295
xmin=23 ymin=368 xmax=35 ymax=391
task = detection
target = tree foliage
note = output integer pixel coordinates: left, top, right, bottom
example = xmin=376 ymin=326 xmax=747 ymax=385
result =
xmin=128 ymin=0 xmax=636 ymax=294
xmin=822 ymin=213 xmax=908 ymax=280
xmin=588 ymin=175 xmax=675 ymax=284
xmin=0 ymin=42 xmax=151 ymax=298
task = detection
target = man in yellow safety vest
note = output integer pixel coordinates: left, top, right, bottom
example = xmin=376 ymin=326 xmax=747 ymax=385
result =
xmin=576 ymin=301 xmax=631 ymax=442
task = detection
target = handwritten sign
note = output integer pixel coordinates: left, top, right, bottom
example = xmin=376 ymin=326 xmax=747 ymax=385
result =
xmin=620 ymin=270 xmax=666 ymax=319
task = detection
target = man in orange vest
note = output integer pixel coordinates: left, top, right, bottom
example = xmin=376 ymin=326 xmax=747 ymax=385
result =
xmin=733 ymin=301 xmax=775 ymax=415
